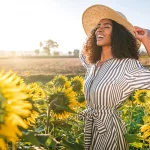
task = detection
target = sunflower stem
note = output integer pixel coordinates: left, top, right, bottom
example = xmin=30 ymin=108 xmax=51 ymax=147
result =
xmin=46 ymin=103 xmax=51 ymax=134
xmin=12 ymin=143 xmax=16 ymax=150
xmin=129 ymin=96 xmax=133 ymax=134
xmin=53 ymin=126 xmax=56 ymax=150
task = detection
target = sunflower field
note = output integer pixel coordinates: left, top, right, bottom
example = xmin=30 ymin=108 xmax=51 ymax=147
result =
xmin=0 ymin=71 xmax=150 ymax=150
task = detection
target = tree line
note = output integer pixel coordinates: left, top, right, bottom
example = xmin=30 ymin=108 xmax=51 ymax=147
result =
xmin=34 ymin=39 xmax=79 ymax=56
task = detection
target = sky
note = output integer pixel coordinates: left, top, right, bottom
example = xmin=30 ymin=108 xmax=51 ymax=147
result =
xmin=0 ymin=0 xmax=150 ymax=53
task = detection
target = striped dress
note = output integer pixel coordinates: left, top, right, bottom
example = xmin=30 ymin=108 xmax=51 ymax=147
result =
xmin=79 ymin=53 xmax=150 ymax=150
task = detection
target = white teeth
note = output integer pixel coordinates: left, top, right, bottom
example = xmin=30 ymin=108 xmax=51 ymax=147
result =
xmin=97 ymin=35 xmax=105 ymax=38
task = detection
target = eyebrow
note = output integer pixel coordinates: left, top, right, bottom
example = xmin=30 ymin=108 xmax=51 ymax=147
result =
xmin=98 ymin=23 xmax=112 ymax=26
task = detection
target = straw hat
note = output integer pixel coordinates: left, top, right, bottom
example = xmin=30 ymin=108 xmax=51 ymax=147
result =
xmin=82 ymin=4 xmax=141 ymax=48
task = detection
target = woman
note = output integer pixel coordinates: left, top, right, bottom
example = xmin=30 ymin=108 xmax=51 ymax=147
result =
xmin=79 ymin=4 xmax=150 ymax=150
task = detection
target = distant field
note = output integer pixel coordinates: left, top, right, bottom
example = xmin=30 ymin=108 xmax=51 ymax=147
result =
xmin=0 ymin=58 xmax=86 ymax=76
xmin=0 ymin=56 xmax=149 ymax=83
xmin=139 ymin=55 xmax=150 ymax=65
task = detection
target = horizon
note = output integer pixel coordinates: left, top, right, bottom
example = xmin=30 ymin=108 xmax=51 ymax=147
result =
xmin=0 ymin=0 xmax=149 ymax=52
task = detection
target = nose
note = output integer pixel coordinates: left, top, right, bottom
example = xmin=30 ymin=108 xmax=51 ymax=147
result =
xmin=95 ymin=26 xmax=103 ymax=35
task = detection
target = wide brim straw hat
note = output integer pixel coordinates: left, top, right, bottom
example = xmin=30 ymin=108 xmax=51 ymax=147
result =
xmin=82 ymin=4 xmax=141 ymax=49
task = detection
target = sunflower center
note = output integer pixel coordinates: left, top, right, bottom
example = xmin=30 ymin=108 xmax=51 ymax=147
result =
xmin=139 ymin=93 xmax=146 ymax=103
xmin=71 ymin=81 xmax=82 ymax=92
xmin=50 ymin=94 xmax=69 ymax=114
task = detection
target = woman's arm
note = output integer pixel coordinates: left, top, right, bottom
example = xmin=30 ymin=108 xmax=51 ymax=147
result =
xmin=134 ymin=26 xmax=150 ymax=56
xmin=79 ymin=51 xmax=91 ymax=70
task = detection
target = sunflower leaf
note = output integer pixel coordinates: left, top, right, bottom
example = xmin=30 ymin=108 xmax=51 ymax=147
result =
xmin=22 ymin=132 xmax=40 ymax=146
xmin=129 ymin=142 xmax=143 ymax=148
xmin=124 ymin=134 xmax=141 ymax=143
xmin=35 ymin=125 xmax=45 ymax=133
xmin=54 ymin=104 xmax=76 ymax=113
xmin=61 ymin=138 xmax=84 ymax=150
xmin=51 ymin=120 xmax=72 ymax=130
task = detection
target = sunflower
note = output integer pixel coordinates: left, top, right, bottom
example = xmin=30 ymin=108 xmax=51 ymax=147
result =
xmin=143 ymin=102 xmax=150 ymax=115
xmin=22 ymin=82 xmax=45 ymax=101
xmin=145 ymin=138 xmax=150 ymax=147
xmin=76 ymin=93 xmax=86 ymax=108
xmin=46 ymin=81 xmax=54 ymax=89
xmin=24 ymin=110 xmax=39 ymax=126
xmin=141 ymin=124 xmax=150 ymax=132
xmin=142 ymin=128 xmax=150 ymax=139
xmin=134 ymin=90 xmax=147 ymax=105
xmin=13 ymin=73 xmax=25 ymax=86
xmin=145 ymin=90 xmax=150 ymax=102
xmin=70 ymin=76 xmax=84 ymax=93
xmin=0 ymin=71 xmax=32 ymax=149
xmin=140 ymin=122 xmax=150 ymax=145
xmin=146 ymin=90 xmax=150 ymax=97
xmin=47 ymin=87 xmax=77 ymax=120
xmin=52 ymin=75 xmax=71 ymax=89
xmin=143 ymin=115 xmax=150 ymax=123
xmin=22 ymin=82 xmax=46 ymax=125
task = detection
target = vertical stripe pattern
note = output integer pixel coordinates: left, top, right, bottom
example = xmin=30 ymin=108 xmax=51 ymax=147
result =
xmin=79 ymin=53 xmax=150 ymax=150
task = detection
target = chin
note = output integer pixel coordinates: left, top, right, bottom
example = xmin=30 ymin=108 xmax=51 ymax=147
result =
xmin=96 ymin=42 xmax=105 ymax=46
xmin=97 ymin=41 xmax=111 ymax=47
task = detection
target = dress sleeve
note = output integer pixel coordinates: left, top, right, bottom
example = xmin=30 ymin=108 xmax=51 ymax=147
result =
xmin=79 ymin=51 xmax=91 ymax=70
xmin=125 ymin=58 xmax=150 ymax=91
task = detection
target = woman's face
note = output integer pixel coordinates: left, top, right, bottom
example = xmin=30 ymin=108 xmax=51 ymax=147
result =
xmin=95 ymin=19 xmax=112 ymax=47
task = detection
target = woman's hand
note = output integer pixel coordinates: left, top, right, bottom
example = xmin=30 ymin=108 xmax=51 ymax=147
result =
xmin=134 ymin=26 xmax=150 ymax=56
xmin=134 ymin=26 xmax=150 ymax=43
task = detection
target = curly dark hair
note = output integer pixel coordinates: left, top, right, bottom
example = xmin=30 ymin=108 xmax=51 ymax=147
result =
xmin=82 ymin=19 xmax=140 ymax=64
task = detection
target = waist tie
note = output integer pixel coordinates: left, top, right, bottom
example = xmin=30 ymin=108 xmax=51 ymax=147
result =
xmin=78 ymin=103 xmax=122 ymax=150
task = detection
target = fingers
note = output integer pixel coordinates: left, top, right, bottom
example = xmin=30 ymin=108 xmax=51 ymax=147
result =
xmin=134 ymin=27 xmax=146 ymax=35
xmin=134 ymin=26 xmax=144 ymax=32
xmin=134 ymin=26 xmax=143 ymax=29
xmin=134 ymin=30 xmax=138 ymax=38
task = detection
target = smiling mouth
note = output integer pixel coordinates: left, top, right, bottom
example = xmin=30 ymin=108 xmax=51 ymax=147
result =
xmin=97 ymin=35 xmax=105 ymax=41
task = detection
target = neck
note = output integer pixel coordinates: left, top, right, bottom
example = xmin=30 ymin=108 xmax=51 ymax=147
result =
xmin=100 ymin=46 xmax=113 ymax=61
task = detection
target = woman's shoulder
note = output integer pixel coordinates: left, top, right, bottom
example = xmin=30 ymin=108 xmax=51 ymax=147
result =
xmin=115 ymin=58 xmax=143 ymax=69
xmin=118 ymin=58 xmax=141 ymax=64
xmin=120 ymin=58 xmax=145 ymax=70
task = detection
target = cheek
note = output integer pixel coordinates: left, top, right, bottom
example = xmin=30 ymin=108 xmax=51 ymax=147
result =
xmin=106 ymin=32 xmax=112 ymax=41
xmin=105 ymin=34 xmax=111 ymax=41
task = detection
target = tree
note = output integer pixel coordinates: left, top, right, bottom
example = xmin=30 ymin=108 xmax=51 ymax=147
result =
xmin=40 ymin=39 xmax=59 ymax=56
xmin=53 ymin=51 xmax=60 ymax=56
xmin=43 ymin=47 xmax=50 ymax=55
xmin=35 ymin=49 xmax=40 ymax=56
xmin=68 ymin=51 xmax=72 ymax=56
xmin=73 ymin=49 xmax=79 ymax=57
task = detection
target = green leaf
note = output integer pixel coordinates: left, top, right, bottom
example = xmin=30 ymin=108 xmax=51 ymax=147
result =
xmin=35 ymin=134 xmax=49 ymax=145
xmin=35 ymin=125 xmax=45 ymax=133
xmin=129 ymin=142 xmax=143 ymax=148
xmin=51 ymin=120 xmax=72 ymax=131
xmin=61 ymin=139 xmax=84 ymax=150
xmin=76 ymin=133 xmax=84 ymax=144
xmin=45 ymin=137 xmax=52 ymax=146
xmin=54 ymin=104 xmax=76 ymax=113
xmin=124 ymin=134 xmax=141 ymax=143
xmin=22 ymin=132 xmax=40 ymax=146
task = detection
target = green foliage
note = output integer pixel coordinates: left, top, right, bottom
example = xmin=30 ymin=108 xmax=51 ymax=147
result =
xmin=119 ymin=90 xmax=150 ymax=149
xmin=10 ymin=76 xmax=150 ymax=149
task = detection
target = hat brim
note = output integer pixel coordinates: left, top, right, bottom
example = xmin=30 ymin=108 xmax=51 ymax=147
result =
xmin=82 ymin=4 xmax=141 ymax=49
